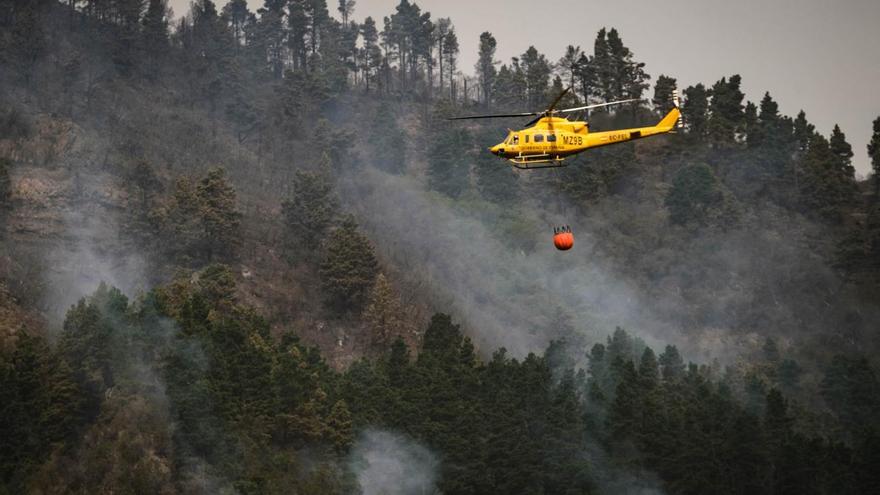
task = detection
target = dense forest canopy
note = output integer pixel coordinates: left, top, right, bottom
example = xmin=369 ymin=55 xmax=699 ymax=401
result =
xmin=1 ymin=1 xmax=880 ymax=493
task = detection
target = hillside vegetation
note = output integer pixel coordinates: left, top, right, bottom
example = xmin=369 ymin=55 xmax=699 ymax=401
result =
xmin=2 ymin=1 xmax=880 ymax=493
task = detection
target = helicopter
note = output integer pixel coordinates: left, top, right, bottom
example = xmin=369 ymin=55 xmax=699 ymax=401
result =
xmin=448 ymin=87 xmax=681 ymax=169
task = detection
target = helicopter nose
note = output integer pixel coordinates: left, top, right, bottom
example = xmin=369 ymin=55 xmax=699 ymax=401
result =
xmin=489 ymin=145 xmax=503 ymax=156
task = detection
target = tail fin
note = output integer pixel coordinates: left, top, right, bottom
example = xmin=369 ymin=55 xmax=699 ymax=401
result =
xmin=657 ymin=106 xmax=681 ymax=130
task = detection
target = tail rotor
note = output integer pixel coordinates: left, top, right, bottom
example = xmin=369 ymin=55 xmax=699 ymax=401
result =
xmin=672 ymin=89 xmax=683 ymax=129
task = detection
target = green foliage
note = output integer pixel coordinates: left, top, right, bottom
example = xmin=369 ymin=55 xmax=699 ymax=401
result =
xmin=821 ymin=355 xmax=880 ymax=433
xmin=606 ymin=28 xmax=650 ymax=101
xmin=869 ymin=116 xmax=880 ymax=195
xmin=476 ymin=32 xmax=498 ymax=107
xmin=3 ymin=6 xmax=880 ymax=493
xmin=493 ymin=61 xmax=527 ymax=110
xmin=473 ymin=127 xmax=519 ymax=203
xmin=0 ymin=332 xmax=82 ymax=491
xmin=319 ymin=218 xmax=379 ymax=311
xmin=584 ymin=327 xmax=880 ymax=495
xmin=340 ymin=314 xmax=592 ymax=493
xmin=555 ymin=142 xmax=635 ymax=202
xmin=707 ymin=75 xmax=745 ymax=146
xmin=830 ymin=124 xmax=856 ymax=179
xmin=361 ymin=274 xmax=407 ymax=351
xmin=658 ymin=345 xmax=684 ymax=381
xmin=5 ymin=282 xmax=880 ymax=494
xmin=683 ymin=83 xmax=709 ymax=139
xmin=520 ymin=45 xmax=552 ymax=108
xmin=665 ymin=163 xmax=724 ymax=226
xmin=652 ymin=74 xmax=677 ymax=115
xmin=798 ymin=133 xmax=857 ymax=220
xmin=282 ymin=169 xmax=339 ymax=260
xmin=427 ymin=123 xmax=471 ymax=198
xmin=368 ymin=104 xmax=406 ymax=174
xmin=152 ymin=167 xmax=241 ymax=264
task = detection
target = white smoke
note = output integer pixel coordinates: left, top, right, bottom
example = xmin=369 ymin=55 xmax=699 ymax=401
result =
xmin=349 ymin=429 xmax=440 ymax=495
xmin=43 ymin=209 xmax=149 ymax=322
xmin=339 ymin=166 xmax=675 ymax=357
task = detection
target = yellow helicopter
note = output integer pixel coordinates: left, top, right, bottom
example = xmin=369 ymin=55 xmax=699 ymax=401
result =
xmin=449 ymin=88 xmax=681 ymax=169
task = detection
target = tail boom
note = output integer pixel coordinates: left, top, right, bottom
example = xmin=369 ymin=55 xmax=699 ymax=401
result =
xmin=583 ymin=106 xmax=681 ymax=148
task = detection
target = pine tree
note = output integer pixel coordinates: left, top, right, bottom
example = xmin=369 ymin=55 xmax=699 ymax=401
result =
xmin=142 ymin=0 xmax=169 ymax=75
xmin=820 ymin=355 xmax=880 ymax=432
xmin=592 ymin=28 xmax=613 ymax=102
xmin=869 ymin=116 xmax=880 ymax=196
xmin=558 ymin=45 xmax=582 ymax=94
xmin=325 ymin=399 xmax=353 ymax=453
xmin=59 ymin=290 xmax=120 ymax=421
xmin=386 ymin=336 xmax=410 ymax=388
xmin=573 ymin=52 xmax=596 ymax=106
xmin=607 ymin=28 xmax=650 ymax=101
xmin=665 ymin=163 xmax=723 ymax=226
xmin=793 ymin=111 xmax=815 ymax=152
xmin=750 ymin=91 xmax=784 ymax=152
xmin=442 ymin=29 xmax=460 ymax=100
xmin=608 ymin=359 xmax=639 ymax=442
xmin=683 ymin=84 xmax=709 ymax=140
xmin=196 ymin=167 xmax=242 ymax=260
xmin=658 ymin=345 xmax=685 ymax=381
xmin=427 ymin=123 xmax=471 ymax=198
xmin=830 ymin=124 xmax=855 ymax=179
xmin=360 ymin=17 xmax=382 ymax=92
xmin=337 ymin=0 xmax=356 ymax=25
xmin=362 ymin=274 xmax=406 ymax=351
xmin=707 ymin=75 xmax=745 ymax=146
xmin=743 ymin=101 xmax=760 ymax=147
xmin=282 ymin=170 xmax=339 ymax=259
xmin=152 ymin=176 xmax=201 ymax=262
xmin=475 ymin=32 xmax=498 ymax=107
xmin=0 ymin=332 xmax=82 ymax=489
xmin=369 ymin=104 xmax=407 ymax=174
xmin=520 ymin=46 xmax=551 ymax=108
xmin=319 ymin=218 xmax=379 ymax=311
xmin=222 ymin=0 xmax=250 ymax=46
xmin=799 ymin=133 xmax=854 ymax=219
xmin=434 ymin=17 xmax=452 ymax=94
xmin=652 ymin=74 xmax=677 ymax=115
xmin=473 ymin=126 xmax=518 ymax=203
xmin=638 ymin=347 xmax=659 ymax=389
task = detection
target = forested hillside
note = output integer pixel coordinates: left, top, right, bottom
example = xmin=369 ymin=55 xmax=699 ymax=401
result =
xmin=2 ymin=1 xmax=880 ymax=493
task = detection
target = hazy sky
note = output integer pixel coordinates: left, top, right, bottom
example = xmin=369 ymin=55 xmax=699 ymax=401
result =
xmin=169 ymin=0 xmax=880 ymax=175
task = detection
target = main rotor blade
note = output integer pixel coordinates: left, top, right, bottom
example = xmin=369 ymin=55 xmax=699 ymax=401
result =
xmin=446 ymin=112 xmax=538 ymax=120
xmin=524 ymin=114 xmax=546 ymax=128
xmin=545 ymin=86 xmax=572 ymax=113
xmin=558 ymin=98 xmax=643 ymax=113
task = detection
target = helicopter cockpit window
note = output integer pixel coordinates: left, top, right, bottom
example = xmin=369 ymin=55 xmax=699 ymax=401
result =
xmin=547 ymin=134 xmax=557 ymax=142
xmin=534 ymin=134 xmax=544 ymax=143
xmin=512 ymin=134 xmax=520 ymax=145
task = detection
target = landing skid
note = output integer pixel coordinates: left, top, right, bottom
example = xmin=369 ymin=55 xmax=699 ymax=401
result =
xmin=508 ymin=154 xmax=568 ymax=169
